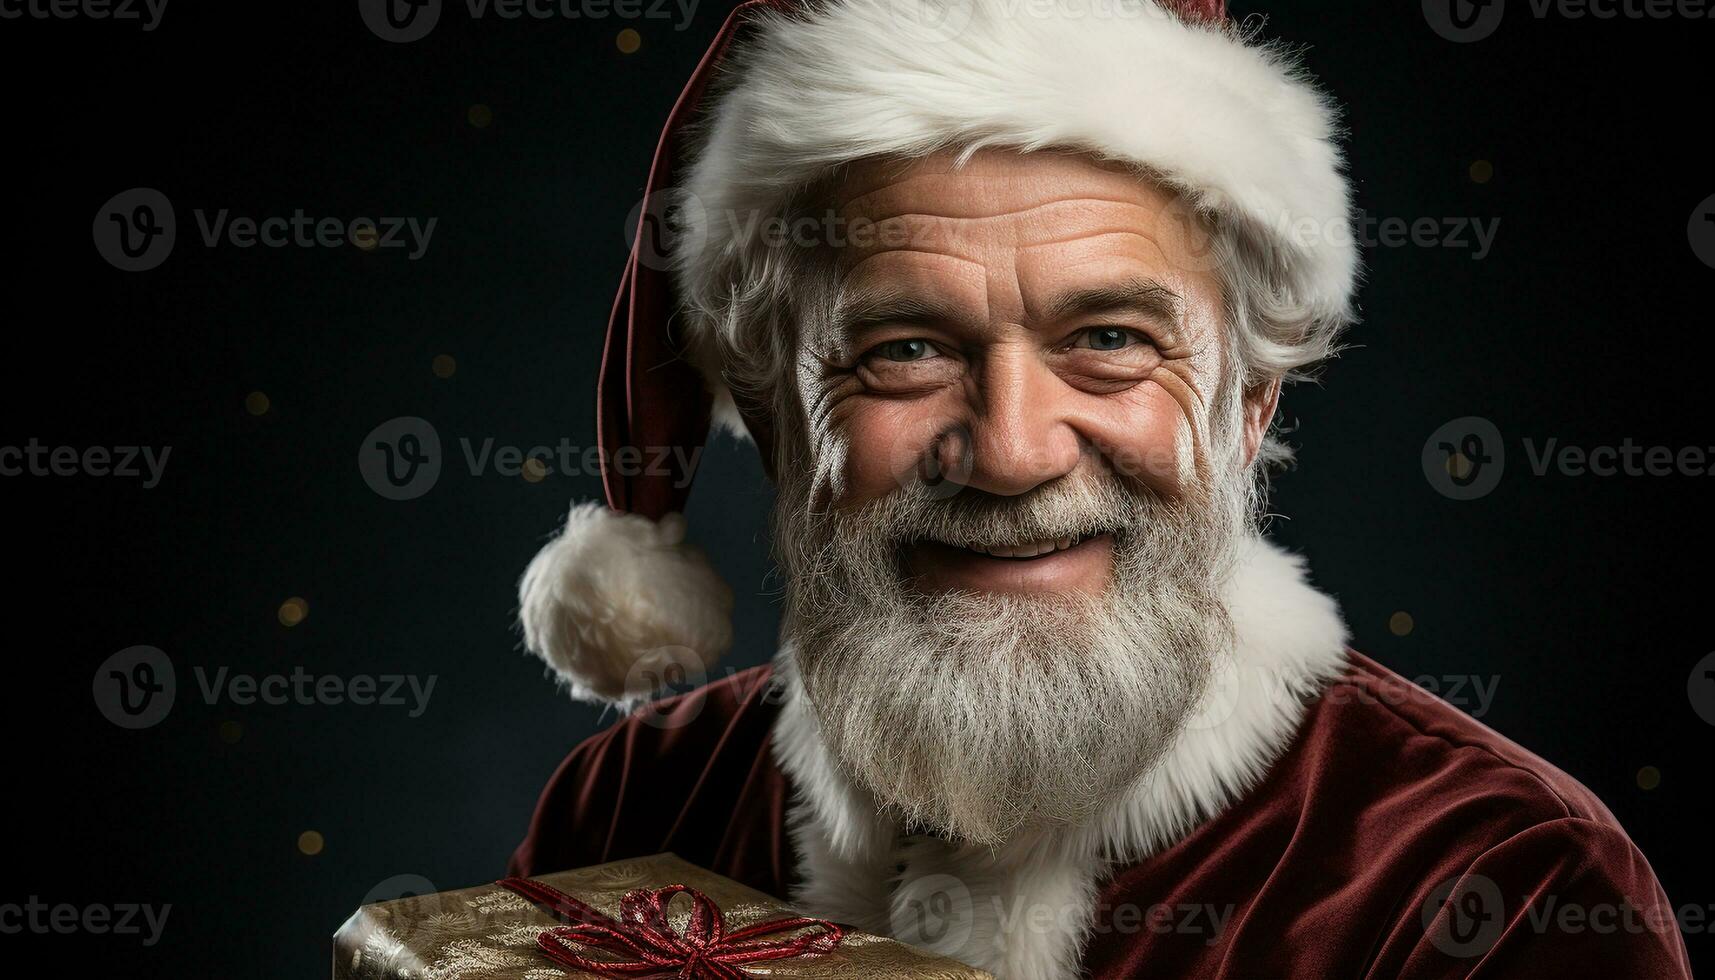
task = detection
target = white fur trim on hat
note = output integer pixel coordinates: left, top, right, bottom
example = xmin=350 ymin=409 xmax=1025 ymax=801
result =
xmin=518 ymin=502 xmax=734 ymax=704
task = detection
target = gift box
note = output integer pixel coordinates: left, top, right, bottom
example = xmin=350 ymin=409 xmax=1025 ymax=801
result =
xmin=333 ymin=852 xmax=991 ymax=978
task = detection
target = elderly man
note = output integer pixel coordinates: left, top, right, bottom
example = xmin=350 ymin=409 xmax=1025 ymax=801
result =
xmin=508 ymin=1 xmax=1690 ymax=977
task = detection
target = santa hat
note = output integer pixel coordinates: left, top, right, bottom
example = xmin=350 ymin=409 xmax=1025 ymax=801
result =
xmin=519 ymin=0 xmax=1357 ymax=704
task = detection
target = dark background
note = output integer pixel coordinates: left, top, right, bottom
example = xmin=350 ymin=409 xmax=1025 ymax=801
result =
xmin=2 ymin=0 xmax=1709 ymax=975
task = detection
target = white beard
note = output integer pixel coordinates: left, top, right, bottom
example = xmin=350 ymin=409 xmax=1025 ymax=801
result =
xmin=775 ymin=458 xmax=1252 ymax=847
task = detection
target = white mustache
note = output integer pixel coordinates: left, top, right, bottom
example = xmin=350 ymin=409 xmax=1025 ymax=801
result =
xmin=872 ymin=467 xmax=1155 ymax=553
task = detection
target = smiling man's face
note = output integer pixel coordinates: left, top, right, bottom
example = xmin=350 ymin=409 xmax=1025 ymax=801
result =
xmin=799 ymin=148 xmax=1275 ymax=597
xmin=772 ymin=149 xmax=1269 ymax=843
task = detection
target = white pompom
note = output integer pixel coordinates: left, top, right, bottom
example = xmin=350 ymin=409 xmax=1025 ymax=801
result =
xmin=518 ymin=502 xmax=733 ymax=704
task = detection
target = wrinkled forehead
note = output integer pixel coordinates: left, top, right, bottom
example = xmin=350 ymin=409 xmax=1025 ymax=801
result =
xmin=812 ymin=149 xmax=1223 ymax=342
xmin=826 ymin=148 xmax=1216 ymax=273
xmin=833 ymin=148 xmax=1159 ymax=216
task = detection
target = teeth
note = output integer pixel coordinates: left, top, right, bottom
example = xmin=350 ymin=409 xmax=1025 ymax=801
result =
xmin=959 ymin=536 xmax=1084 ymax=559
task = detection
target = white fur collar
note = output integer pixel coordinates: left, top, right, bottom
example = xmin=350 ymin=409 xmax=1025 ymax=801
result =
xmin=768 ymin=537 xmax=1348 ymax=979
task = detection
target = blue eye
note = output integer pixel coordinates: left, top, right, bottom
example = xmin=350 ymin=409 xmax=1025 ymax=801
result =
xmin=1081 ymin=328 xmax=1133 ymax=351
xmin=875 ymin=339 xmax=937 ymax=362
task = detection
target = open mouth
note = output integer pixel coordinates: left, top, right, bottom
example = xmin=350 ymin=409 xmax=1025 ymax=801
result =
xmin=931 ymin=534 xmax=1093 ymax=560
xmin=903 ymin=533 xmax=1116 ymax=594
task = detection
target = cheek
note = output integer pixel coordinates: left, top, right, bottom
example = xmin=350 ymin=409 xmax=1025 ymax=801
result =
xmin=831 ymin=398 xmax=957 ymax=508
xmin=1077 ymin=382 xmax=1198 ymax=496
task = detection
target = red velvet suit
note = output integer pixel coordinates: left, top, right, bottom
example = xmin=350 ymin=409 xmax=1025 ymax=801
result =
xmin=511 ymin=652 xmax=1691 ymax=978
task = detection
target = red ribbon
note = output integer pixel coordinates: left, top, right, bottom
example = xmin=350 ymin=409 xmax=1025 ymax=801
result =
xmin=497 ymin=875 xmax=844 ymax=979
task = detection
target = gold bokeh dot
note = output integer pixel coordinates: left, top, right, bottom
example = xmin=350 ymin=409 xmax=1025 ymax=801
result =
xmin=1636 ymin=766 xmax=1661 ymax=791
xmin=1469 ymin=160 xmax=1494 ymax=184
xmin=432 ymin=354 xmax=457 ymax=379
xmin=218 ymin=720 xmax=244 ymax=744
xmin=616 ymin=28 xmax=641 ymax=54
xmin=1445 ymin=452 xmax=1473 ymax=481
xmin=352 ymin=224 xmax=379 ymax=251
xmin=522 ymin=457 xmax=548 ymax=483
xmin=278 ymin=597 xmax=309 ymax=628
xmin=1389 ymin=611 xmax=1415 ymax=637
xmin=298 ymin=830 xmax=325 ymax=856
xmin=245 ymin=391 xmax=270 ymax=416
xmin=467 ymin=103 xmax=493 ymax=129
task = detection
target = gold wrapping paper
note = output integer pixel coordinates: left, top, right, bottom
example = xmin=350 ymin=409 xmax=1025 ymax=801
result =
xmin=332 ymin=852 xmax=991 ymax=979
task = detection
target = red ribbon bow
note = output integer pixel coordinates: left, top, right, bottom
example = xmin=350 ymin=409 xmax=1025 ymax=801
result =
xmin=498 ymin=875 xmax=844 ymax=979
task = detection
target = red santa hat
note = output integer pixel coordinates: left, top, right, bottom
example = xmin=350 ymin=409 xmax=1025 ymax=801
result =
xmin=519 ymin=0 xmax=1358 ymax=703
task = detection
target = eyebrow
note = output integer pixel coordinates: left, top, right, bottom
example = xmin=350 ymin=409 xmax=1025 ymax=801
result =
xmin=827 ymin=275 xmax=1183 ymax=344
xmin=1041 ymin=277 xmax=1182 ymax=325
xmin=829 ymin=288 xmax=969 ymax=340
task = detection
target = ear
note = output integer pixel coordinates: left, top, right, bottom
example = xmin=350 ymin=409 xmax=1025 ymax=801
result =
xmin=1241 ymin=378 xmax=1282 ymax=468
